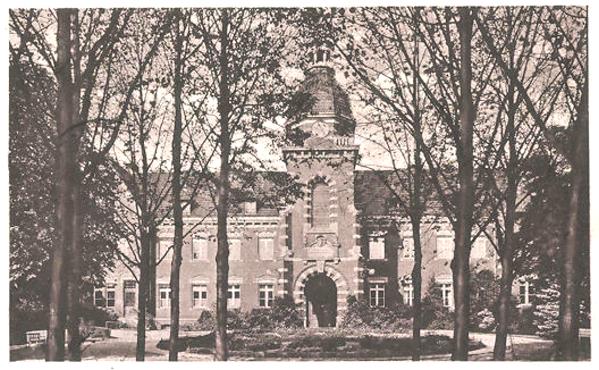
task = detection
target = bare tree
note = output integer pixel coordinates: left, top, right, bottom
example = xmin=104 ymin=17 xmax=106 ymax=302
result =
xmin=10 ymin=8 xmax=134 ymax=360
xmin=191 ymin=8 xmax=298 ymax=360
xmin=476 ymin=6 xmax=587 ymax=359
xmin=331 ymin=7 xmax=502 ymax=360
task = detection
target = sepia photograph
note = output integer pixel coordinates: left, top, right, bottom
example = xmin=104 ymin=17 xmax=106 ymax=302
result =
xmin=6 ymin=1 xmax=591 ymax=362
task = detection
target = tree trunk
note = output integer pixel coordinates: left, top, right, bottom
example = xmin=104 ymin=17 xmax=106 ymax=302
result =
xmin=557 ymin=77 xmax=588 ymax=361
xmin=147 ymin=224 xmax=157 ymax=316
xmin=215 ymin=10 xmax=231 ymax=361
xmin=452 ymin=7 xmax=475 ymax=361
xmin=410 ymin=11 xmax=423 ymax=360
xmin=493 ymin=74 xmax=517 ymax=361
xmin=168 ymin=14 xmax=184 ymax=361
xmin=135 ymin=230 xmax=150 ymax=361
xmin=411 ymin=217 xmax=423 ymax=361
xmin=66 ymin=176 xmax=83 ymax=361
xmin=66 ymin=10 xmax=83 ymax=360
xmin=47 ymin=9 xmax=74 ymax=361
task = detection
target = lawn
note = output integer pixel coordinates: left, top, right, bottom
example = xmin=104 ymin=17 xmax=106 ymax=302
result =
xmin=10 ymin=328 xmax=587 ymax=361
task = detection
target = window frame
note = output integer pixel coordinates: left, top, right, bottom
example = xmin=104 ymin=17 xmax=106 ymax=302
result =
xmin=402 ymin=237 xmax=415 ymax=260
xmin=440 ymin=283 xmax=453 ymax=308
xmin=94 ymin=289 xmax=105 ymax=307
xmin=192 ymin=235 xmax=208 ymax=261
xmin=368 ymin=236 xmax=386 ymax=260
xmin=436 ymin=236 xmax=454 ymax=260
xmin=192 ymin=284 xmax=208 ymax=308
xmin=158 ymin=284 xmax=171 ymax=308
xmin=518 ymin=280 xmax=533 ymax=305
xmin=258 ymin=284 xmax=275 ymax=308
xmin=158 ymin=240 xmax=173 ymax=261
xmin=258 ymin=237 xmax=274 ymax=261
xmin=403 ymin=283 xmax=414 ymax=306
xmin=229 ymin=238 xmax=241 ymax=261
xmin=369 ymin=283 xmax=386 ymax=307
xmin=227 ymin=284 xmax=241 ymax=309
xmin=310 ymin=180 xmax=330 ymax=228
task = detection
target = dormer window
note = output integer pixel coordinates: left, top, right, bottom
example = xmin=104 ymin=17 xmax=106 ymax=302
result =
xmin=242 ymin=201 xmax=257 ymax=214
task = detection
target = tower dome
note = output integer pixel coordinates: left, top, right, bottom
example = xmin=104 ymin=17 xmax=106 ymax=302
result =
xmin=287 ymin=47 xmax=356 ymax=143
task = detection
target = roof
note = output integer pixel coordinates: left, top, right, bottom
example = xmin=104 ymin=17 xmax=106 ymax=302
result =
xmin=287 ymin=66 xmax=356 ymax=135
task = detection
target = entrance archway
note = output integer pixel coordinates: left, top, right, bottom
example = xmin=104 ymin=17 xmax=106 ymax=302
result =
xmin=304 ymin=273 xmax=337 ymax=327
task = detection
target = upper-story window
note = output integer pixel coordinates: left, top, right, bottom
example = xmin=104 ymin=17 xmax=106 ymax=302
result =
xmin=402 ymin=237 xmax=415 ymax=260
xmin=229 ymin=238 xmax=241 ymax=261
xmin=158 ymin=240 xmax=173 ymax=261
xmin=471 ymin=235 xmax=489 ymax=259
xmin=258 ymin=237 xmax=274 ymax=261
xmin=192 ymin=235 xmax=208 ymax=261
xmin=436 ymin=237 xmax=454 ymax=260
xmin=182 ymin=200 xmax=192 ymax=216
xmin=369 ymin=235 xmax=385 ymax=260
xmin=311 ymin=180 xmax=330 ymax=228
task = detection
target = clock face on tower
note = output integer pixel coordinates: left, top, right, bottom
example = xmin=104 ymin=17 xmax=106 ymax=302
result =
xmin=312 ymin=121 xmax=330 ymax=138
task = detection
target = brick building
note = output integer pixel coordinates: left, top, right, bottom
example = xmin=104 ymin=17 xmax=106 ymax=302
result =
xmin=96 ymin=51 xmax=502 ymax=328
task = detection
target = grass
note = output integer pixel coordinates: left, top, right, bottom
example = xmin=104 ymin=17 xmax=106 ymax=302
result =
xmin=11 ymin=328 xmax=587 ymax=361
xmin=161 ymin=329 xmax=478 ymax=359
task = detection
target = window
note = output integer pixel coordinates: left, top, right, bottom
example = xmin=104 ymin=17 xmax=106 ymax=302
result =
xmin=402 ymin=237 xmax=415 ymax=259
xmin=369 ymin=236 xmax=385 ymax=260
xmin=159 ymin=284 xmax=171 ymax=308
xmin=192 ymin=284 xmax=208 ymax=308
xmin=94 ymin=290 xmax=105 ymax=307
xmin=471 ymin=236 xmax=488 ymax=259
xmin=369 ymin=283 xmax=386 ymax=307
xmin=124 ymin=280 xmax=137 ymax=307
xmin=159 ymin=241 xmax=173 ymax=261
xmin=259 ymin=284 xmax=275 ymax=308
xmin=440 ymin=283 xmax=453 ymax=307
xmin=228 ymin=284 xmax=241 ymax=309
xmin=182 ymin=201 xmax=191 ymax=216
xmin=106 ymin=287 xmax=116 ymax=307
xmin=402 ymin=283 xmax=414 ymax=306
xmin=192 ymin=236 xmax=208 ymax=261
xmin=259 ymin=237 xmax=274 ymax=261
xmin=519 ymin=281 xmax=533 ymax=305
xmin=229 ymin=239 xmax=241 ymax=261
xmin=436 ymin=237 xmax=454 ymax=260
xmin=311 ymin=180 xmax=330 ymax=228
xmin=94 ymin=286 xmax=115 ymax=308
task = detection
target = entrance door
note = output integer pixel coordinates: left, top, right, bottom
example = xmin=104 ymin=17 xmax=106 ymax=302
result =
xmin=304 ymin=273 xmax=337 ymax=327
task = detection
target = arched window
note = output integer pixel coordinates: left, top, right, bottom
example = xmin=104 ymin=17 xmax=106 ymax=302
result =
xmin=311 ymin=180 xmax=330 ymax=228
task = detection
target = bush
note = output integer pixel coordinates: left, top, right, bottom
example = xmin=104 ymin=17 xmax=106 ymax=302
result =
xmin=421 ymin=286 xmax=453 ymax=330
xmin=189 ymin=297 xmax=303 ymax=332
xmin=79 ymin=303 xmax=119 ymax=327
xmin=533 ymin=284 xmax=560 ymax=339
xmin=339 ymin=295 xmax=412 ymax=331
xmin=475 ymin=309 xmax=496 ymax=332
xmin=10 ymin=301 xmax=47 ymax=345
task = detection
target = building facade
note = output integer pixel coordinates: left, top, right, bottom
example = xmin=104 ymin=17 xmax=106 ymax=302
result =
xmin=97 ymin=53 xmax=504 ymax=327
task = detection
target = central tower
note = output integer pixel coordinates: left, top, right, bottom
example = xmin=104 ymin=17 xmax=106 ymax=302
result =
xmin=283 ymin=48 xmax=363 ymax=326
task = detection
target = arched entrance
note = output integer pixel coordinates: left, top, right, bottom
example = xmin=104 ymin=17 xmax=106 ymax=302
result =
xmin=304 ymin=273 xmax=337 ymax=327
